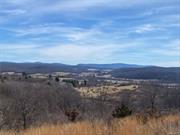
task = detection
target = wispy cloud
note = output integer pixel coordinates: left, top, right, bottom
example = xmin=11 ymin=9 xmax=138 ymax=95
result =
xmin=0 ymin=44 xmax=40 ymax=50
xmin=0 ymin=0 xmax=179 ymax=66
xmin=134 ymin=24 xmax=156 ymax=33
xmin=152 ymin=39 xmax=180 ymax=56
xmin=0 ymin=9 xmax=26 ymax=16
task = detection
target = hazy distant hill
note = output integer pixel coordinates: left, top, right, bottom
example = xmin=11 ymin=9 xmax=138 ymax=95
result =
xmin=0 ymin=62 xmax=86 ymax=73
xmin=77 ymin=63 xmax=143 ymax=69
xmin=111 ymin=67 xmax=180 ymax=83
xmin=0 ymin=62 xmax=144 ymax=73
xmin=0 ymin=62 xmax=179 ymax=83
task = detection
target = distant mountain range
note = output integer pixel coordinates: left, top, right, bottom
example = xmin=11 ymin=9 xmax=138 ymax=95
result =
xmin=77 ymin=63 xmax=145 ymax=69
xmin=0 ymin=62 xmax=144 ymax=73
xmin=0 ymin=62 xmax=81 ymax=73
xmin=111 ymin=67 xmax=180 ymax=83
xmin=0 ymin=62 xmax=179 ymax=83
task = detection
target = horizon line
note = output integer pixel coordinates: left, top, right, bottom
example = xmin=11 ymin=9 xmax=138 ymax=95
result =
xmin=0 ymin=61 xmax=180 ymax=68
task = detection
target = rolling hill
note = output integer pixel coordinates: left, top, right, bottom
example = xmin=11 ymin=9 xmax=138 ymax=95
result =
xmin=0 ymin=62 xmax=143 ymax=73
xmin=0 ymin=62 xmax=179 ymax=83
xmin=77 ymin=63 xmax=144 ymax=69
xmin=111 ymin=67 xmax=180 ymax=83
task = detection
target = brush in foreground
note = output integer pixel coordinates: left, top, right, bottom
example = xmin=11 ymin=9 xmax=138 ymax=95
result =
xmin=0 ymin=115 xmax=180 ymax=135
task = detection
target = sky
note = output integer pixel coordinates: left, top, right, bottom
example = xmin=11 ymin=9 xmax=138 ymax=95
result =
xmin=0 ymin=0 xmax=180 ymax=66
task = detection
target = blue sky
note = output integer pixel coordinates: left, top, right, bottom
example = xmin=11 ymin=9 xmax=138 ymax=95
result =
xmin=0 ymin=0 xmax=180 ymax=66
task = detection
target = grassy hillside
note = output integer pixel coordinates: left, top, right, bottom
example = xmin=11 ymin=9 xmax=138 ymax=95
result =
xmin=0 ymin=115 xmax=179 ymax=135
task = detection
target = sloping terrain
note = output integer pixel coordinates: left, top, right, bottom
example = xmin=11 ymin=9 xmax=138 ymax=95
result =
xmin=111 ymin=67 xmax=180 ymax=83
xmin=0 ymin=62 xmax=143 ymax=73
xmin=0 ymin=62 xmax=86 ymax=73
xmin=77 ymin=63 xmax=143 ymax=69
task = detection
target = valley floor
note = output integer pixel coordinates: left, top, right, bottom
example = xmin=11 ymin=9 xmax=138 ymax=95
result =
xmin=1 ymin=115 xmax=180 ymax=135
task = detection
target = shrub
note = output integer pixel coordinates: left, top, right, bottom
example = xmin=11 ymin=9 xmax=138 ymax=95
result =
xmin=112 ymin=104 xmax=132 ymax=118
xmin=65 ymin=109 xmax=79 ymax=122
xmin=55 ymin=76 xmax=60 ymax=82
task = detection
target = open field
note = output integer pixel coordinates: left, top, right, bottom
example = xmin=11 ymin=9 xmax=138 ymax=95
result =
xmin=76 ymin=85 xmax=137 ymax=97
xmin=0 ymin=115 xmax=180 ymax=135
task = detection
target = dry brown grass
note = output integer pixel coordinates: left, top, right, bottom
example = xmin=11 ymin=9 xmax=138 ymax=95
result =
xmin=77 ymin=85 xmax=137 ymax=97
xmin=0 ymin=115 xmax=180 ymax=135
